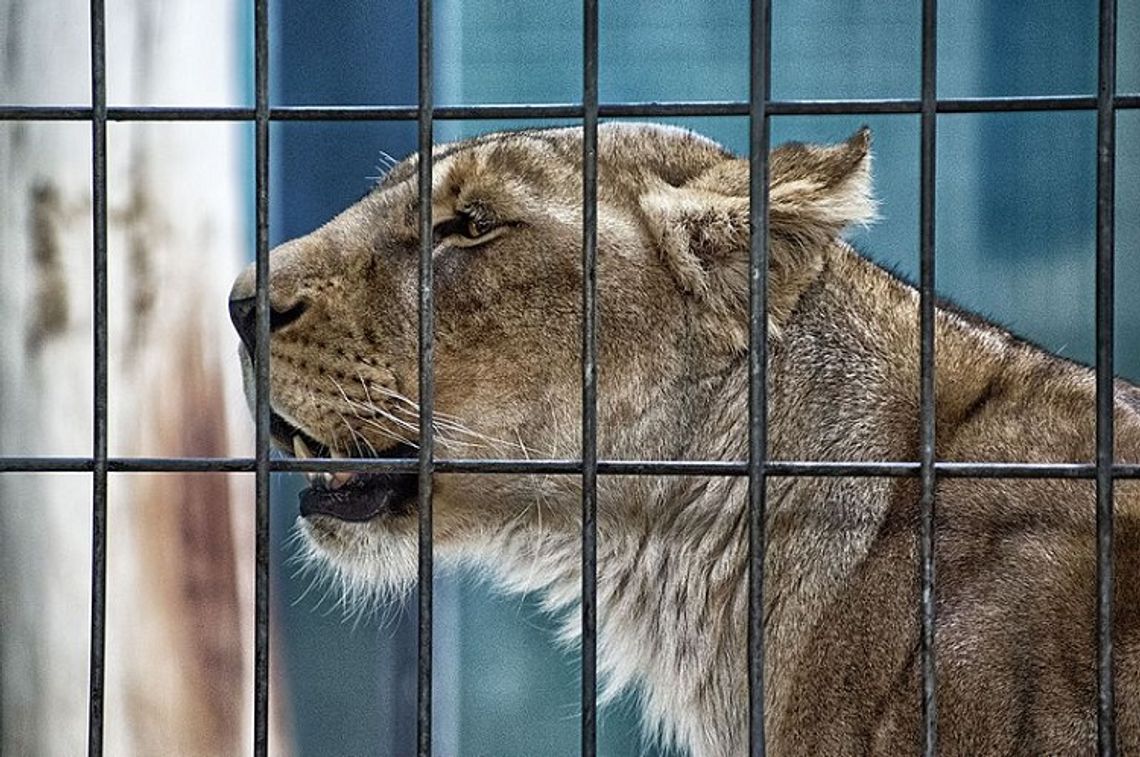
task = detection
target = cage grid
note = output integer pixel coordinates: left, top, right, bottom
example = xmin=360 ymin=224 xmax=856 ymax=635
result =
xmin=0 ymin=0 xmax=1133 ymax=755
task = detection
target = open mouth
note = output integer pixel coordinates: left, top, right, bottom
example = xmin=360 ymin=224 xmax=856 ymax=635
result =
xmin=272 ymin=411 xmax=418 ymax=522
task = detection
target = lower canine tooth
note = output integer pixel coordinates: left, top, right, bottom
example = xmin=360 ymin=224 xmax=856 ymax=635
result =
xmin=330 ymin=472 xmax=354 ymax=489
xmin=293 ymin=435 xmax=313 ymax=459
xmin=303 ymin=471 xmax=330 ymax=488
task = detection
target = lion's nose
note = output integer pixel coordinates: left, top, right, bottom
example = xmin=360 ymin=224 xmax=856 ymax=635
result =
xmin=228 ymin=287 xmax=308 ymax=355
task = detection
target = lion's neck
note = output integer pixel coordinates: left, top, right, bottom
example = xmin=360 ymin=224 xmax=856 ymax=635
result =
xmin=479 ymin=246 xmax=911 ymax=757
xmin=600 ymin=477 xmax=753 ymax=756
xmin=479 ymin=469 xmax=749 ymax=756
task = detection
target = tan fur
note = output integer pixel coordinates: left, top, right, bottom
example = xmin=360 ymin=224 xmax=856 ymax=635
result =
xmin=230 ymin=123 xmax=1140 ymax=756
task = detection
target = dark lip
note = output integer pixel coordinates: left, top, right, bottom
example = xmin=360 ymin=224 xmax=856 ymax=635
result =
xmin=298 ymin=459 xmax=418 ymax=522
xmin=271 ymin=409 xmax=418 ymax=522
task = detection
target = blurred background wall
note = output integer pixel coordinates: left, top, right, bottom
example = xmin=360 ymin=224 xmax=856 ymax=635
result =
xmin=2 ymin=1 xmax=273 ymax=755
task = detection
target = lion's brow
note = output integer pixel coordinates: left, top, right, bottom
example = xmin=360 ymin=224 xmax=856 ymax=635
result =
xmin=376 ymin=131 xmax=568 ymax=191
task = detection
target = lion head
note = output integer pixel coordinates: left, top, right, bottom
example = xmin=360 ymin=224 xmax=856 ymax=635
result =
xmin=228 ymin=122 xmax=874 ymax=600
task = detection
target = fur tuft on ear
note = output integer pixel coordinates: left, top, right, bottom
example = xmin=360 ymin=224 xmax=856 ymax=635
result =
xmin=767 ymin=127 xmax=876 ymax=236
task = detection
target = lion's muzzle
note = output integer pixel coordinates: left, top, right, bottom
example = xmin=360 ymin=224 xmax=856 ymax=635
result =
xmin=229 ymin=267 xmax=419 ymax=523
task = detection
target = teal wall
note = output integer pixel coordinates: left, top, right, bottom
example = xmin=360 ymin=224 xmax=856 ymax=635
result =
xmin=269 ymin=1 xmax=1140 ymax=754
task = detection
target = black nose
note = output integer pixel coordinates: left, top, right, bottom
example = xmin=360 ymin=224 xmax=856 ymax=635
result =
xmin=228 ymin=296 xmax=308 ymax=355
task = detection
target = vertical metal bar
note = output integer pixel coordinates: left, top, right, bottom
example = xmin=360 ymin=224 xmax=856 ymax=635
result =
xmin=87 ymin=0 xmax=108 ymax=753
xmin=918 ymin=0 xmax=939 ymax=754
xmin=416 ymin=0 xmax=435 ymax=753
xmin=253 ymin=0 xmax=271 ymax=753
xmin=1095 ymin=0 xmax=1118 ymax=753
xmin=580 ymin=0 xmax=599 ymax=755
xmin=747 ymin=1 xmax=771 ymax=755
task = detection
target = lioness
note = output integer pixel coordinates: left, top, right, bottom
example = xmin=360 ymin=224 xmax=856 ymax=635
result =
xmin=229 ymin=123 xmax=1140 ymax=755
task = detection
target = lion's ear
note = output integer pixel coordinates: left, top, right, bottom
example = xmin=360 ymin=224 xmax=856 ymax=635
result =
xmin=767 ymin=127 xmax=876 ymax=234
xmin=642 ymin=129 xmax=874 ymax=341
xmin=645 ymin=129 xmax=875 ymax=288
xmin=680 ymin=127 xmax=876 ymax=240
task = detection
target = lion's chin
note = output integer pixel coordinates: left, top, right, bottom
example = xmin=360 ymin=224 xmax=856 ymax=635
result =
xmin=297 ymin=515 xmax=420 ymax=601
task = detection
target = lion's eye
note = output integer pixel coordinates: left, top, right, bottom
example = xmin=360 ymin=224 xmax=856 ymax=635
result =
xmin=465 ymin=215 xmax=493 ymax=239
xmin=432 ymin=212 xmax=500 ymax=247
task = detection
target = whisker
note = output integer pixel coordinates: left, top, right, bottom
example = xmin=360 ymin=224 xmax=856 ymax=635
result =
xmin=357 ymin=416 xmax=421 ymax=450
xmin=333 ymin=373 xmax=555 ymax=458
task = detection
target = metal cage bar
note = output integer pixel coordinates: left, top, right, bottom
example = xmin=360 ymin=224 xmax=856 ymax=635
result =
xmin=581 ymin=0 xmax=601 ymax=755
xmin=16 ymin=457 xmax=1140 ymax=479
xmin=253 ymin=0 xmax=272 ymax=753
xmin=0 ymin=3 xmax=1126 ymax=756
xmin=1096 ymin=0 xmax=1119 ymax=753
xmin=4 ymin=95 xmax=1140 ymax=123
xmin=918 ymin=0 xmax=939 ymax=753
xmin=747 ymin=0 xmax=772 ymax=754
xmin=86 ymin=0 xmax=109 ymax=753
xmin=416 ymin=0 xmax=436 ymax=753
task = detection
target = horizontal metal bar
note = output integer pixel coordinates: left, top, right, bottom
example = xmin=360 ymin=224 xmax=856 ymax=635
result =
xmin=773 ymin=95 xmax=1111 ymax=114
xmin=3 ymin=456 xmax=1140 ymax=479
xmin=3 ymin=95 xmax=1139 ymax=123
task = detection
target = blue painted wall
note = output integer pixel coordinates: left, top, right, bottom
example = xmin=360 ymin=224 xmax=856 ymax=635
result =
xmin=268 ymin=2 xmax=418 ymax=755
